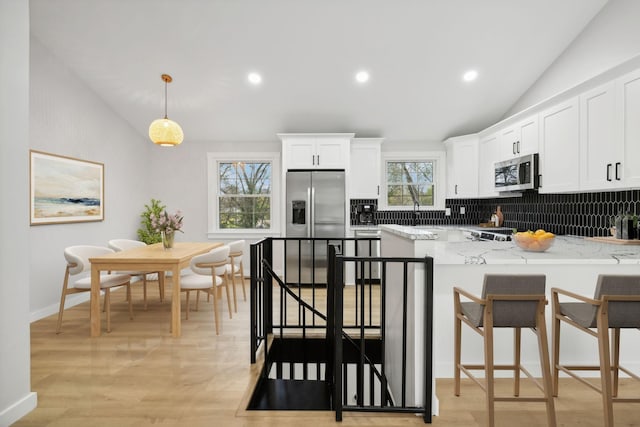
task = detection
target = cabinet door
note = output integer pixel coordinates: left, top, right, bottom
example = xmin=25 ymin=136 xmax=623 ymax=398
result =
xmin=580 ymin=82 xmax=618 ymax=191
xmin=539 ymin=98 xmax=579 ymax=193
xmin=518 ymin=115 xmax=539 ymax=156
xmin=498 ymin=114 xmax=539 ymax=160
xmin=478 ymin=133 xmax=500 ymax=197
xmin=286 ymin=140 xmax=316 ymax=169
xmin=617 ymin=68 xmax=640 ymax=187
xmin=499 ymin=126 xmax=519 ymax=160
xmin=445 ymin=135 xmax=478 ymax=198
xmin=350 ymin=140 xmax=381 ymax=198
xmin=316 ymin=140 xmax=348 ymax=169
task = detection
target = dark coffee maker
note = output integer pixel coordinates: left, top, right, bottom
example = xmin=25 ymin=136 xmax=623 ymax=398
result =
xmin=357 ymin=204 xmax=375 ymax=225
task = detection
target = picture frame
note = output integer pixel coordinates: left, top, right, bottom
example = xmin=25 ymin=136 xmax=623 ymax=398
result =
xmin=30 ymin=150 xmax=104 ymax=225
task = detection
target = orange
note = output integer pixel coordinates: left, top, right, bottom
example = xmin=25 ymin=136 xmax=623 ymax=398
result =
xmin=528 ymin=241 xmax=542 ymax=251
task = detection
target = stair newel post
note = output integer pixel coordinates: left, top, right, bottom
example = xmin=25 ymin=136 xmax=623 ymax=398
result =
xmin=423 ymin=256 xmax=434 ymax=423
xmin=328 ymin=243 xmax=344 ymax=420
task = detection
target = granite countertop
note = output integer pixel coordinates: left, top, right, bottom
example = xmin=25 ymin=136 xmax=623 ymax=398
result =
xmin=379 ymin=224 xmax=640 ymax=265
xmin=429 ymin=236 xmax=640 ymax=265
xmin=378 ymin=224 xmax=447 ymax=240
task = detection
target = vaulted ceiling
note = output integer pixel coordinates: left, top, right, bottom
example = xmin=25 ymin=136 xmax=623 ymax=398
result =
xmin=29 ymin=0 xmax=608 ymax=143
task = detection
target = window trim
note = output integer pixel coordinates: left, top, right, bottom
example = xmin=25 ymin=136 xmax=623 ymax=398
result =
xmin=207 ymin=152 xmax=281 ymax=236
xmin=380 ymin=151 xmax=446 ymax=211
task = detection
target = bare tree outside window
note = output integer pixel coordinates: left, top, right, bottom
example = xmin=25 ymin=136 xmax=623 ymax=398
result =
xmin=386 ymin=161 xmax=434 ymax=206
xmin=218 ymin=161 xmax=271 ymax=229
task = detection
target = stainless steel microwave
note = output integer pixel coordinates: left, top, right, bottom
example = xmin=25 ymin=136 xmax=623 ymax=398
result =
xmin=494 ymin=153 xmax=539 ymax=192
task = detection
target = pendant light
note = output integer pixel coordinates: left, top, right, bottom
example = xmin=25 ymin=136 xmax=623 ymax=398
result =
xmin=149 ymin=74 xmax=184 ymax=147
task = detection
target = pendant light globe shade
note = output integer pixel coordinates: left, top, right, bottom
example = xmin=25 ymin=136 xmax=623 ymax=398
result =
xmin=149 ymin=118 xmax=184 ymax=147
xmin=149 ymin=74 xmax=184 ymax=147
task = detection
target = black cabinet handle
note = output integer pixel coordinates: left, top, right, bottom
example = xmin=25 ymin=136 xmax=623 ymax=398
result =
xmin=377 ymin=185 xmax=379 ymax=195
xmin=513 ymin=142 xmax=516 ymax=155
xmin=538 ymin=174 xmax=542 ymax=188
xmin=455 ymin=184 xmax=458 ymax=195
xmin=317 ymin=155 xmax=320 ymax=165
xmin=615 ymin=162 xmax=621 ymax=180
xmin=607 ymin=163 xmax=612 ymax=181
xmin=516 ymin=141 xmax=520 ymax=153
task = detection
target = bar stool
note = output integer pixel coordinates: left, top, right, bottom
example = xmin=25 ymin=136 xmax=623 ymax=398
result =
xmin=454 ymin=274 xmax=556 ymax=427
xmin=552 ymin=275 xmax=640 ymax=427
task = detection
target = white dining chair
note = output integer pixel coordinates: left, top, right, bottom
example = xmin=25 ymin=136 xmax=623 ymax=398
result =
xmin=180 ymin=245 xmax=233 ymax=335
xmin=108 ymin=239 xmax=163 ymax=310
xmin=225 ymin=239 xmax=246 ymax=312
xmin=57 ymin=245 xmax=133 ymax=334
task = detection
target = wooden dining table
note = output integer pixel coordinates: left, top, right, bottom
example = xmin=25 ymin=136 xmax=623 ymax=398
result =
xmin=89 ymin=241 xmax=222 ymax=337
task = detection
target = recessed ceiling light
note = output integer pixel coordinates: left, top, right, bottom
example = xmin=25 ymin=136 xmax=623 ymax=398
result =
xmin=463 ymin=69 xmax=478 ymax=82
xmin=248 ymin=72 xmax=262 ymax=85
xmin=355 ymin=70 xmax=370 ymax=84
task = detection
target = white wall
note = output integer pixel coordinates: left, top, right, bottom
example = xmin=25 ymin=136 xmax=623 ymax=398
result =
xmin=0 ymin=1 xmax=37 ymax=424
xmin=507 ymin=0 xmax=640 ymax=116
xmin=147 ymin=140 xmax=280 ymax=250
xmin=29 ymin=37 xmax=152 ymax=320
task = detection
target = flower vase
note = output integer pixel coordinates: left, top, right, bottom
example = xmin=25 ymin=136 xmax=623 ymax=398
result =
xmin=161 ymin=230 xmax=175 ymax=249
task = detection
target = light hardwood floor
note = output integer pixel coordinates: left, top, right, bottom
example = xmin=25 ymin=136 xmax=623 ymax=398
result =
xmin=14 ymin=279 xmax=640 ymax=426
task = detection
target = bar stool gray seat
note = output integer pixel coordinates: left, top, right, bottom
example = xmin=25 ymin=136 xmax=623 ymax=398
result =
xmin=454 ymin=274 xmax=556 ymax=427
xmin=552 ymin=274 xmax=640 ymax=427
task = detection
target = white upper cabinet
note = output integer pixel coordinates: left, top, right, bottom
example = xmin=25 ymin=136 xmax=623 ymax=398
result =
xmin=498 ymin=114 xmax=539 ymax=161
xmin=478 ymin=132 xmax=500 ymax=198
xmin=579 ymin=70 xmax=640 ymax=191
xmin=539 ymin=97 xmax=580 ymax=193
xmin=579 ymin=82 xmax=618 ymax=191
xmin=349 ymin=138 xmax=382 ymax=199
xmin=280 ymin=133 xmax=353 ymax=170
xmin=616 ymin=68 xmax=640 ymax=188
xmin=444 ymin=134 xmax=479 ymax=199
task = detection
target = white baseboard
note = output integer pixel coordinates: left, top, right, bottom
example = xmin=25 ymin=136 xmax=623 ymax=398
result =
xmin=30 ymin=287 xmax=125 ymax=323
xmin=0 ymin=391 xmax=37 ymax=426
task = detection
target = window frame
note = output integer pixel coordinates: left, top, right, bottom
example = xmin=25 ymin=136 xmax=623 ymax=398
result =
xmin=380 ymin=151 xmax=446 ymax=211
xmin=207 ymin=152 xmax=281 ymax=237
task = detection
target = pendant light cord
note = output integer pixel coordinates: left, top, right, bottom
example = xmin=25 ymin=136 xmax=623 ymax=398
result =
xmin=164 ymin=79 xmax=168 ymax=119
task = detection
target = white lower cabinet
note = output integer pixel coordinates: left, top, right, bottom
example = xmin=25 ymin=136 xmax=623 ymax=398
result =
xmin=539 ymin=97 xmax=580 ymax=193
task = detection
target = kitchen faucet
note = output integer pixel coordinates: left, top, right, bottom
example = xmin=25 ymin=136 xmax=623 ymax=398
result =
xmin=413 ymin=200 xmax=420 ymax=226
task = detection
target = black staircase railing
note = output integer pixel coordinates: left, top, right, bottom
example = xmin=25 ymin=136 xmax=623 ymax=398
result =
xmin=249 ymin=237 xmax=433 ymax=423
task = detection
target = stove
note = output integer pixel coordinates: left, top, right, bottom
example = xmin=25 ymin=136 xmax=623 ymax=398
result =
xmin=462 ymin=229 xmax=512 ymax=242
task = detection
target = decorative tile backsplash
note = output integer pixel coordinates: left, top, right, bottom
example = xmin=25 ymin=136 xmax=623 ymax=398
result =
xmin=351 ymin=189 xmax=640 ymax=237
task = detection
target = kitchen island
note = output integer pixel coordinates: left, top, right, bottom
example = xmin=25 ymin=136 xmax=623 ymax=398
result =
xmin=379 ymin=224 xmax=640 ymax=414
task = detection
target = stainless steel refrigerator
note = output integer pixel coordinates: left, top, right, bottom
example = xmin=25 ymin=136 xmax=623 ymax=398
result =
xmin=285 ymin=170 xmax=345 ymax=285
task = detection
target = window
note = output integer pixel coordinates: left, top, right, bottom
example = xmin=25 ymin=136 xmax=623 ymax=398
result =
xmin=381 ymin=151 xmax=445 ymax=210
xmin=218 ymin=161 xmax=271 ymax=229
xmin=208 ymin=152 xmax=280 ymax=235
xmin=386 ymin=160 xmax=434 ymax=206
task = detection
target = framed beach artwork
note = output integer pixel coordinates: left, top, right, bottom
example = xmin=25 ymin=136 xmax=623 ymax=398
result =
xmin=30 ymin=150 xmax=104 ymax=225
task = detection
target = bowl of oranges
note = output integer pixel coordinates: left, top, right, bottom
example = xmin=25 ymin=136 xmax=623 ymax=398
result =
xmin=513 ymin=229 xmax=556 ymax=252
